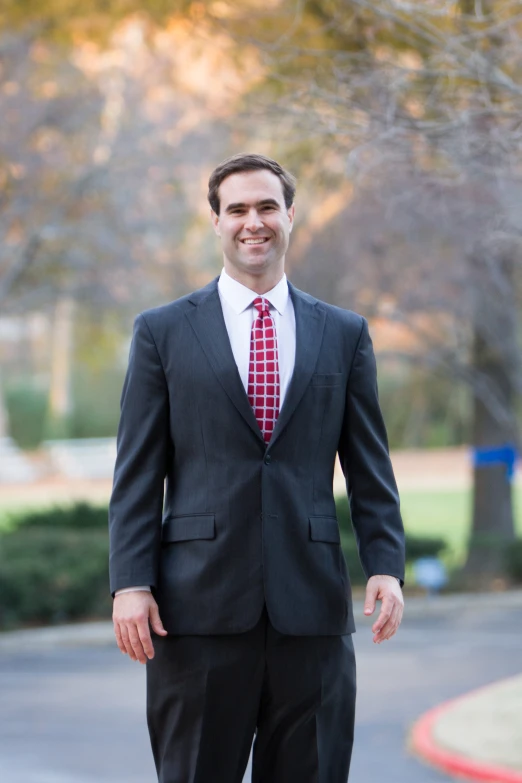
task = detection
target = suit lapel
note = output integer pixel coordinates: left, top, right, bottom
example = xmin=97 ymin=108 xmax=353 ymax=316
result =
xmin=269 ymin=283 xmax=326 ymax=448
xmin=185 ymin=277 xmax=326 ymax=450
xmin=185 ymin=278 xmax=265 ymax=445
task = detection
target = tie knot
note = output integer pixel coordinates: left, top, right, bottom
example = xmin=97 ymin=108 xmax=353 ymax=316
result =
xmin=253 ymin=296 xmax=270 ymax=317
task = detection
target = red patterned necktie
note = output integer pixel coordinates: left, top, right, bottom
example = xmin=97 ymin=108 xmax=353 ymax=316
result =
xmin=247 ymin=296 xmax=280 ymax=443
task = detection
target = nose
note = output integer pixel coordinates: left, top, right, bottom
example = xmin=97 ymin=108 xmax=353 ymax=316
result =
xmin=244 ymin=209 xmax=264 ymax=232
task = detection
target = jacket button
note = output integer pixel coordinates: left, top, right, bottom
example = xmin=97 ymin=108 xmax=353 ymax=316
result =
xmin=264 ymin=454 xmax=272 ymax=465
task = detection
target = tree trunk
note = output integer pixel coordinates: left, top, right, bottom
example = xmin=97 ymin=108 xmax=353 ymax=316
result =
xmin=45 ymin=296 xmax=75 ymax=439
xmin=465 ymin=326 xmax=517 ymax=580
xmin=0 ymin=369 xmax=8 ymax=439
xmin=459 ymin=0 xmax=517 ymax=581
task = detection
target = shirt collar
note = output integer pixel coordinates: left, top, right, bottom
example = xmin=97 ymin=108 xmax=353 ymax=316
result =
xmin=218 ymin=268 xmax=289 ymax=316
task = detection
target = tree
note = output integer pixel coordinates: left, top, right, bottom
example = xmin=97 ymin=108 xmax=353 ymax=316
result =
xmin=196 ymin=0 xmax=522 ymax=579
xmin=3 ymin=0 xmax=522 ymax=584
xmin=0 ymin=7 xmax=267 ymax=439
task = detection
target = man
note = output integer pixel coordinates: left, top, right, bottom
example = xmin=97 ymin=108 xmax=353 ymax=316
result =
xmin=109 ymin=153 xmax=405 ymax=783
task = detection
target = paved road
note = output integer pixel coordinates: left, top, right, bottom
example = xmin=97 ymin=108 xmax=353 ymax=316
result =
xmin=1 ymin=599 xmax=521 ymax=783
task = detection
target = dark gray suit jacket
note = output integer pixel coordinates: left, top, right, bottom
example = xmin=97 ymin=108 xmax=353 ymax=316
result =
xmin=109 ymin=276 xmax=405 ymax=636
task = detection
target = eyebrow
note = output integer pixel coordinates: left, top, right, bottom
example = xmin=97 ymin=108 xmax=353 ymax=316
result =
xmin=224 ymin=199 xmax=281 ymax=213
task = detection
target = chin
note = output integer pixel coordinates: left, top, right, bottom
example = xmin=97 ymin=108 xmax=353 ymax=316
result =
xmin=241 ymin=256 xmax=270 ymax=270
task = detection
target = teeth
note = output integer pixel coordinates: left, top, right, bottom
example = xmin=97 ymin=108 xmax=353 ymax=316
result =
xmin=243 ymin=238 xmax=267 ymax=244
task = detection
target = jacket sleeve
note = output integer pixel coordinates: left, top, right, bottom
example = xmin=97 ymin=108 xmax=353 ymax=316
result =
xmin=109 ymin=314 xmax=171 ymax=595
xmin=337 ymin=316 xmax=405 ymax=585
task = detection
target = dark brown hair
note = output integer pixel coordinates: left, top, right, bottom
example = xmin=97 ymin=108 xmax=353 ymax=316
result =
xmin=208 ymin=153 xmax=297 ymax=215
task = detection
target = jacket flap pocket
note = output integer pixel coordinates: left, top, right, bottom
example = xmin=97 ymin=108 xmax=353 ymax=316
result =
xmin=311 ymin=373 xmax=342 ymax=387
xmin=162 ymin=514 xmax=215 ymax=542
xmin=309 ymin=516 xmax=341 ymax=544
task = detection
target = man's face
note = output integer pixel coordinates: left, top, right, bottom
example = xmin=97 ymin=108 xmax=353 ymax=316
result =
xmin=211 ymin=169 xmax=294 ymax=281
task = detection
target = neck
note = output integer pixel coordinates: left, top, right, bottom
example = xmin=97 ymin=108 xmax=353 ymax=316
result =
xmin=223 ymin=263 xmax=285 ymax=295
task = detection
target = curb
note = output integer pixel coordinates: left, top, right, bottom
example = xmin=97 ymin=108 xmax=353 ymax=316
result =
xmin=410 ymin=679 xmax=522 ymax=783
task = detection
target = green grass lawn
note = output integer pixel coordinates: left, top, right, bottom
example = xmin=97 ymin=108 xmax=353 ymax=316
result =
xmin=399 ymin=487 xmax=522 ymax=567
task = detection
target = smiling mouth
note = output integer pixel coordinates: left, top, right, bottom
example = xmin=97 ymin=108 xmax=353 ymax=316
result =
xmin=240 ymin=237 xmax=270 ymax=245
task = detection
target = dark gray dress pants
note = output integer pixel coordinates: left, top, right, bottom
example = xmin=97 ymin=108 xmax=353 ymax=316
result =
xmin=146 ymin=606 xmax=356 ymax=783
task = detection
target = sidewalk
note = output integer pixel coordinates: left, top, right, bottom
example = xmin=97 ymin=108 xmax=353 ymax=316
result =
xmin=411 ymin=674 xmax=522 ymax=783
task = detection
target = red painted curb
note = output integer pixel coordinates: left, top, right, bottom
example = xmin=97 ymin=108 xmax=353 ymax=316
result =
xmin=410 ymin=683 xmax=522 ymax=783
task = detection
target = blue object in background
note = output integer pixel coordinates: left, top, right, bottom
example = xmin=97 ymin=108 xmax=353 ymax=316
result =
xmin=472 ymin=443 xmax=518 ymax=481
xmin=413 ymin=557 xmax=448 ymax=594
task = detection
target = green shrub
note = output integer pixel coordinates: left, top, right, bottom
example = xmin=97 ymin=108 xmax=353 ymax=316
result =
xmin=336 ymin=494 xmax=447 ymax=581
xmin=0 ymin=502 xmax=111 ymax=629
xmin=4 ymin=380 xmax=48 ymax=449
xmin=9 ymin=502 xmax=109 ymax=531
xmin=405 ymin=535 xmax=447 ymax=560
xmin=505 ymin=539 xmax=522 ymax=583
xmin=335 ymin=495 xmax=354 ymax=535
xmin=0 ymin=526 xmax=111 ymax=629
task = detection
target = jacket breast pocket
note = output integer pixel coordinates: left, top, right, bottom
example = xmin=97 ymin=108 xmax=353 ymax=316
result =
xmin=161 ymin=513 xmax=215 ymax=543
xmin=310 ymin=373 xmax=343 ymax=387
xmin=309 ymin=516 xmax=341 ymax=544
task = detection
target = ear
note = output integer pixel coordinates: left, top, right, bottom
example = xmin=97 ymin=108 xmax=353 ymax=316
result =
xmin=287 ymin=204 xmax=295 ymax=233
xmin=210 ymin=209 xmax=220 ymax=236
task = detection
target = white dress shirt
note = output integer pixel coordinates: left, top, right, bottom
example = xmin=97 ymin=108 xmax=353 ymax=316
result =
xmin=217 ymin=268 xmax=296 ymax=410
xmin=116 ymin=268 xmax=296 ymax=596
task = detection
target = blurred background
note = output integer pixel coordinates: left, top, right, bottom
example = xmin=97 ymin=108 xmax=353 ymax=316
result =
xmin=2 ymin=0 xmax=522 ymax=625
xmin=1 ymin=2 xmax=522 ymax=782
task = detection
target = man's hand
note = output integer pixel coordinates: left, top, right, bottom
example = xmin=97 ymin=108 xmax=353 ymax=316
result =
xmin=113 ymin=591 xmax=167 ymax=663
xmin=364 ymin=574 xmax=404 ymax=644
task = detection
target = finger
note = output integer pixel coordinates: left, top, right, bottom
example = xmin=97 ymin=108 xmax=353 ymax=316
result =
xmin=384 ymin=609 xmax=401 ymax=640
xmin=372 ymin=596 xmax=393 ymax=634
xmin=375 ymin=601 xmax=403 ymax=642
xmin=136 ymin=621 xmax=155 ymax=661
xmin=373 ymin=596 xmax=401 ymax=640
xmin=395 ymin=600 xmax=404 ymax=630
xmin=149 ymin=604 xmax=168 ymax=637
xmin=392 ymin=603 xmax=405 ymax=637
xmin=375 ymin=605 xmax=400 ymax=642
xmin=120 ymin=625 xmax=138 ymax=661
xmin=113 ymin=621 xmax=126 ymax=655
xmin=364 ymin=584 xmax=378 ymax=616
xmin=128 ymin=626 xmax=148 ymax=664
